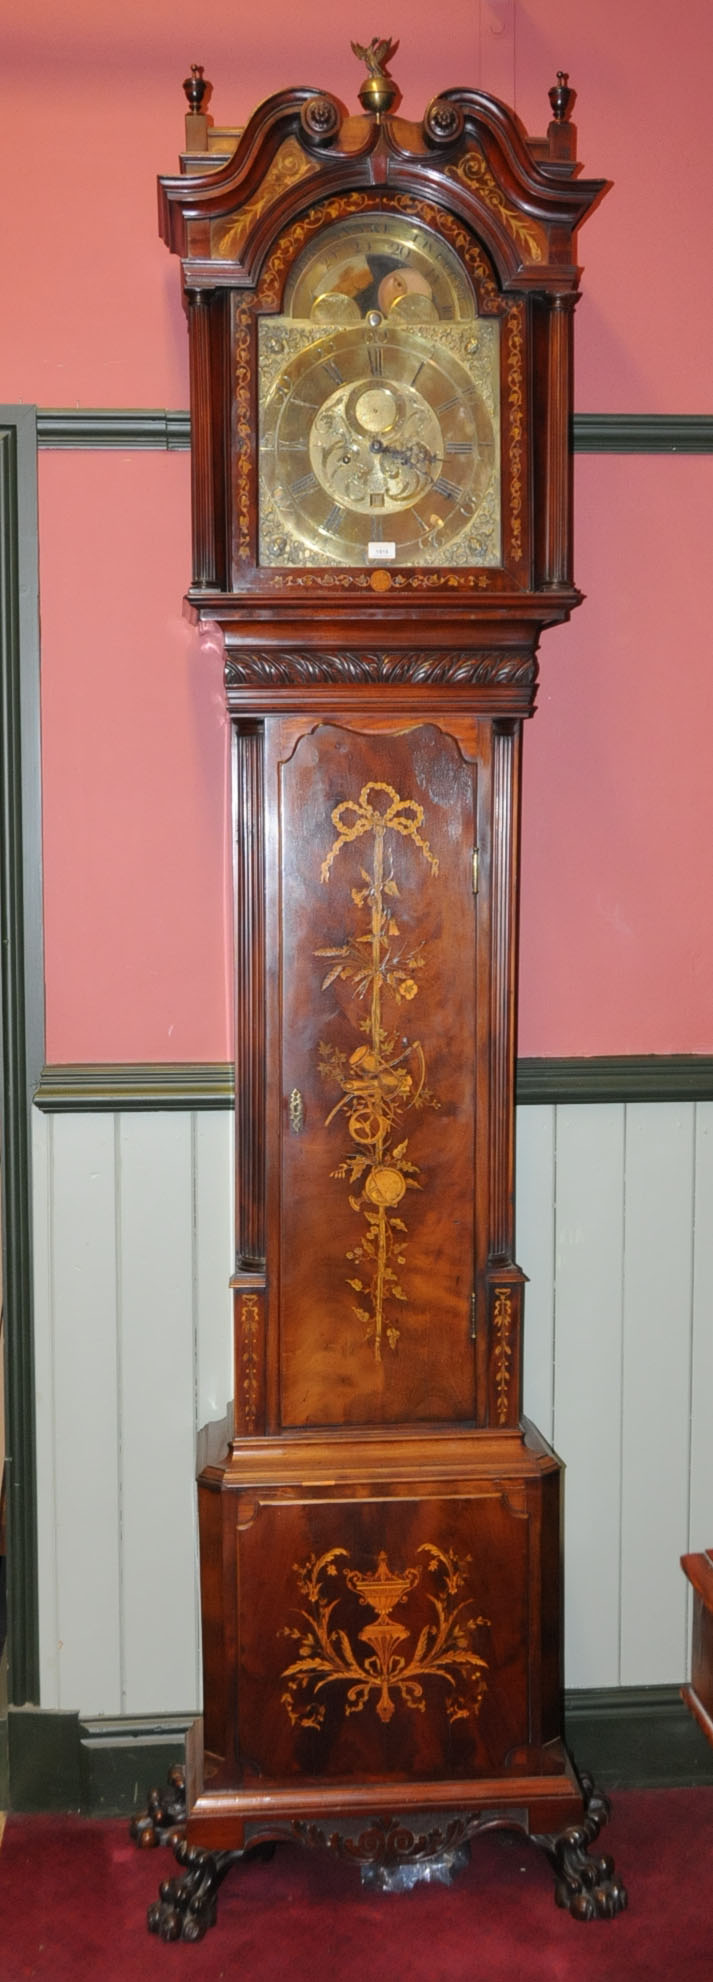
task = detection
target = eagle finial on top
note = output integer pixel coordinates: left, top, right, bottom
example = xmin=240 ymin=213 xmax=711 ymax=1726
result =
xmin=351 ymin=36 xmax=396 ymax=80
xmin=351 ymin=36 xmax=399 ymax=113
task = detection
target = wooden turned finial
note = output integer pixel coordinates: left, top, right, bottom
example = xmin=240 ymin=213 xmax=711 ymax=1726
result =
xmin=548 ymin=70 xmax=574 ymax=122
xmin=183 ymin=64 xmax=209 ymax=115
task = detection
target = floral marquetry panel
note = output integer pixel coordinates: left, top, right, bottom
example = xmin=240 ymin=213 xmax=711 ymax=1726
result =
xmin=231 ymin=1488 xmax=534 ymax=1786
xmin=271 ymin=718 xmax=482 ymax=1429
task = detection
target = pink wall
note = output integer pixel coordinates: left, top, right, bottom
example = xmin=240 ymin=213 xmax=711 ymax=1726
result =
xmin=522 ymin=454 xmax=713 ymax=1054
xmin=38 ymin=452 xmax=232 ymax=1063
xmin=7 ymin=2 xmax=713 ymax=1061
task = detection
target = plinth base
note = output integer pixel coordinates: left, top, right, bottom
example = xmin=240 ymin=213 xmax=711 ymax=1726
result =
xmin=133 ymin=1756 xmax=627 ymax=1940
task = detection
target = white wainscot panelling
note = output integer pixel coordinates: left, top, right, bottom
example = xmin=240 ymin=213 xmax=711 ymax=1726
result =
xmin=518 ymin=1100 xmax=713 ymax=1691
xmin=619 ymin=1104 xmax=695 ymax=1685
xmin=33 ymin=1098 xmax=713 ymax=1718
xmin=690 ymin=1105 xmax=713 ymax=1548
xmin=553 ymin=1103 xmax=625 ymax=1691
xmin=32 ymin=1106 xmax=234 ymax=1717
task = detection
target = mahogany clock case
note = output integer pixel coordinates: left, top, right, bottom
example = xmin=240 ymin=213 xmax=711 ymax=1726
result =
xmin=138 ymin=54 xmax=626 ymax=1936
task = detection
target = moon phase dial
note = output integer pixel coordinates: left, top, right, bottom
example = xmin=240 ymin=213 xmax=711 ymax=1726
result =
xmin=283 ymin=213 xmax=474 ymax=326
xmin=259 ymin=325 xmax=500 ymax=568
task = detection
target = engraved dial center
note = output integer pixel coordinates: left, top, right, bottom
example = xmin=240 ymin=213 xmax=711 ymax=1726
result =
xmin=308 ymin=376 xmax=444 ymax=516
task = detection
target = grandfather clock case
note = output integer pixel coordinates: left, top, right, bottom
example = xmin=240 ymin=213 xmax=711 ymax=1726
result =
xmin=149 ymin=48 xmax=625 ymax=1935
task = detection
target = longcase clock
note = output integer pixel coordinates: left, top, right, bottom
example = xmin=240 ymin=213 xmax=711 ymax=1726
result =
xmin=142 ymin=44 xmax=625 ymax=1937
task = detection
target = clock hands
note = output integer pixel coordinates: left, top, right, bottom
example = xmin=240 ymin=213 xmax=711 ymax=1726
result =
xmin=370 ymin=436 xmax=469 ymax=508
xmin=369 ymin=435 xmax=435 ymax=476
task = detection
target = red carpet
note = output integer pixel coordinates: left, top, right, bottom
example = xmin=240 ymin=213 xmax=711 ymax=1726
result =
xmin=0 ymin=1790 xmax=711 ymax=1980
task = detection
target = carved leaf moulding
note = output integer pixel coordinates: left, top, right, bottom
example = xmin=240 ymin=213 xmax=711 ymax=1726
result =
xmin=224 ymin=650 xmax=537 ymax=686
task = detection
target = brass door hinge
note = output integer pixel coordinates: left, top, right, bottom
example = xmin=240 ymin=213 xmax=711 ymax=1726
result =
xmin=472 ymin=848 xmax=479 ymax=894
xmin=470 ymin=1292 xmax=477 ymax=1340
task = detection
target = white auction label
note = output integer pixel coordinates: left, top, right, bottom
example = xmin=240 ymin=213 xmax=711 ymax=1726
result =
xmin=367 ymin=541 xmax=396 ymax=561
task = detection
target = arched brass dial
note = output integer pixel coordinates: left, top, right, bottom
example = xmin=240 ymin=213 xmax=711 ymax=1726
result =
xmin=257 ymin=213 xmax=502 ymax=570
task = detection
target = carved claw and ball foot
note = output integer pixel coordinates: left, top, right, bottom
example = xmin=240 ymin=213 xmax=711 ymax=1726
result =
xmin=534 ymin=1776 xmax=628 ymax=1921
xmin=145 ymin=1836 xmax=277 ymax=1942
xmin=147 ymin=1841 xmax=244 ymax=1942
xmin=130 ymin=1764 xmax=187 ymax=1849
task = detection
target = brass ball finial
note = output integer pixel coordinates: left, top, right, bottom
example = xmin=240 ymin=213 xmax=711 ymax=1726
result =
xmin=351 ymin=36 xmax=399 ymax=115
